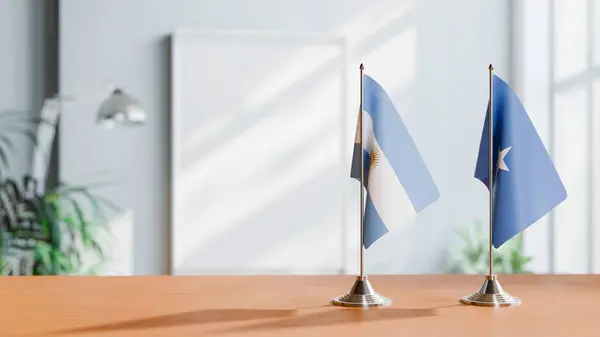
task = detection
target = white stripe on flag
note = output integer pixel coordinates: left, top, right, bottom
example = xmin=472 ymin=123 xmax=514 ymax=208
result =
xmin=366 ymin=137 xmax=415 ymax=231
xmin=361 ymin=110 xmax=375 ymax=154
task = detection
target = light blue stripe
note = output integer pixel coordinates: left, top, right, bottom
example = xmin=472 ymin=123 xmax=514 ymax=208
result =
xmin=350 ymin=146 xmax=384 ymax=247
xmin=362 ymin=75 xmax=439 ymax=212
xmin=364 ymin=193 xmax=388 ymax=248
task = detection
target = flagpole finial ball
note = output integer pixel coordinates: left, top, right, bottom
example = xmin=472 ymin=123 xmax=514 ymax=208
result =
xmin=360 ymin=63 xmax=364 ymax=70
xmin=489 ymin=64 xmax=494 ymax=71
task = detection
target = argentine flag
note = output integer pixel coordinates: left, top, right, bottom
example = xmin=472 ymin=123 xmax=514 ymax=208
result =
xmin=351 ymin=74 xmax=439 ymax=248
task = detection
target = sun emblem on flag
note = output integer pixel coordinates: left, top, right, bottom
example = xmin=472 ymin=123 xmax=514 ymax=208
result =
xmin=370 ymin=145 xmax=380 ymax=169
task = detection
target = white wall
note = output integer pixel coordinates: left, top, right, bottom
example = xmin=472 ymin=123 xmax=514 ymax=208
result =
xmin=60 ymin=0 xmax=511 ymax=275
xmin=0 ymin=0 xmax=49 ymax=180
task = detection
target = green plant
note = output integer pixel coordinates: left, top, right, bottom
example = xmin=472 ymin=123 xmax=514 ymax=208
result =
xmin=0 ymin=109 xmax=119 ymax=275
xmin=31 ymin=182 xmax=120 ymax=275
xmin=446 ymin=219 xmax=533 ymax=274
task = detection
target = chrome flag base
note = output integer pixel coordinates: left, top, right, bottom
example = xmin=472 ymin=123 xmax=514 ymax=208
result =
xmin=460 ymin=274 xmax=521 ymax=307
xmin=331 ymin=276 xmax=391 ymax=308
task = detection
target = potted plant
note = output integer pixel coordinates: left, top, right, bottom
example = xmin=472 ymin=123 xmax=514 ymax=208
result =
xmin=445 ymin=219 xmax=533 ymax=274
xmin=0 ymin=111 xmax=118 ymax=275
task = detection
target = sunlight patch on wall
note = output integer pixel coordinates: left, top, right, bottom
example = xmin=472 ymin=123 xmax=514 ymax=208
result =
xmin=553 ymin=0 xmax=587 ymax=82
xmin=336 ymin=0 xmax=413 ymax=47
xmin=553 ymin=86 xmax=589 ymax=273
xmin=361 ymin=27 xmax=417 ymax=108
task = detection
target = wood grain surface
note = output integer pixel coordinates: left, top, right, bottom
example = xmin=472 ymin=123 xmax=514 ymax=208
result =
xmin=1 ymin=275 xmax=599 ymax=336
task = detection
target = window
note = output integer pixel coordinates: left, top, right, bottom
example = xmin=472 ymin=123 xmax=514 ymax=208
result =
xmin=517 ymin=0 xmax=600 ymax=273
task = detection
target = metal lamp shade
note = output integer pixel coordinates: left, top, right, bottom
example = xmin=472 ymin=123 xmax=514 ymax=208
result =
xmin=96 ymin=89 xmax=147 ymax=127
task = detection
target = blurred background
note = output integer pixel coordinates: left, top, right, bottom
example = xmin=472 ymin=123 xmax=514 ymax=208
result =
xmin=0 ymin=0 xmax=596 ymax=276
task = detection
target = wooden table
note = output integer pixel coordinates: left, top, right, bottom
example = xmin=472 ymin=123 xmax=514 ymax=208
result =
xmin=2 ymin=275 xmax=599 ymax=336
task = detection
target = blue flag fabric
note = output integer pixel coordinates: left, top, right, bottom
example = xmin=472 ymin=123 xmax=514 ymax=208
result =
xmin=350 ymin=74 xmax=439 ymax=248
xmin=475 ymin=75 xmax=567 ymax=248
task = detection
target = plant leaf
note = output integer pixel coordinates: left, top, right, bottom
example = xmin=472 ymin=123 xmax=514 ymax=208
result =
xmin=0 ymin=135 xmax=14 ymax=152
xmin=90 ymin=238 xmax=105 ymax=260
xmin=49 ymin=183 xmax=121 ymax=220
xmin=0 ymin=145 xmax=9 ymax=171
xmin=0 ymin=111 xmax=52 ymax=127
xmin=34 ymin=242 xmax=54 ymax=271
xmin=0 ymin=128 xmax=38 ymax=146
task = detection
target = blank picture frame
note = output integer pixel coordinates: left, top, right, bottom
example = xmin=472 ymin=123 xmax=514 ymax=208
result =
xmin=170 ymin=30 xmax=349 ymax=275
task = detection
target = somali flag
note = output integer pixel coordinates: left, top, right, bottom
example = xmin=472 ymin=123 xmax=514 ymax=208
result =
xmin=475 ymin=75 xmax=567 ymax=248
xmin=351 ymin=74 xmax=439 ymax=248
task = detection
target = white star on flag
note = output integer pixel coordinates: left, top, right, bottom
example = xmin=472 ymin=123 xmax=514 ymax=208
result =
xmin=497 ymin=146 xmax=513 ymax=171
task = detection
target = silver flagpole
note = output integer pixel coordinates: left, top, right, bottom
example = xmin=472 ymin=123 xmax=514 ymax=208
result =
xmin=360 ymin=63 xmax=365 ymax=278
xmin=489 ymin=63 xmax=494 ymax=278
xmin=460 ymin=64 xmax=521 ymax=307
xmin=332 ymin=63 xmax=390 ymax=308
